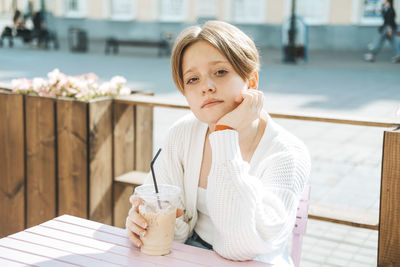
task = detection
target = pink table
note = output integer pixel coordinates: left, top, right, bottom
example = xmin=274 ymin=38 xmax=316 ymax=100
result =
xmin=0 ymin=215 xmax=269 ymax=266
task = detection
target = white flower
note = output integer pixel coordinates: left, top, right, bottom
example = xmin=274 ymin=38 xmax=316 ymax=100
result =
xmin=11 ymin=78 xmax=32 ymax=93
xmin=119 ymin=87 xmax=131 ymax=95
xmin=57 ymin=77 xmax=69 ymax=90
xmin=47 ymin=68 xmax=61 ymax=85
xmin=12 ymin=71 xmax=130 ymax=101
xmin=110 ymin=76 xmax=126 ymax=87
xmin=32 ymin=78 xmax=48 ymax=93
xmin=98 ymin=82 xmax=111 ymax=95
xmin=86 ymin=72 xmax=99 ymax=83
xmin=99 ymin=81 xmax=118 ymax=95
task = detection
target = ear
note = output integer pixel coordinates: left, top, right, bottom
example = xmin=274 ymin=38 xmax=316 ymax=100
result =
xmin=248 ymin=72 xmax=259 ymax=90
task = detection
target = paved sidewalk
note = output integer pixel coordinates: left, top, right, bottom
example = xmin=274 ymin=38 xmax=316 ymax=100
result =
xmin=1 ymin=41 xmax=399 ymax=266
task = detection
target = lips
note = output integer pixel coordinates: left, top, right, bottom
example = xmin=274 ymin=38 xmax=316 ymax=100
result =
xmin=201 ymin=98 xmax=223 ymax=108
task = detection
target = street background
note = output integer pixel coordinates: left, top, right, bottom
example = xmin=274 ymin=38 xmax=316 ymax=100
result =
xmin=1 ymin=38 xmax=399 ymax=266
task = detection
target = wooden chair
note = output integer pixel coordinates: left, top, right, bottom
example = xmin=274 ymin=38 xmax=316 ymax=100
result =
xmin=291 ymin=185 xmax=311 ymax=267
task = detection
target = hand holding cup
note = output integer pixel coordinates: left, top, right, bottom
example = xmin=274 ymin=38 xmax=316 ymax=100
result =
xmin=126 ymin=185 xmax=182 ymax=255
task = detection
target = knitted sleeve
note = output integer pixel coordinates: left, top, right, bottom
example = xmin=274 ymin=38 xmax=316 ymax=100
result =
xmin=206 ymin=130 xmax=310 ymax=261
xmin=144 ymin=123 xmax=190 ymax=243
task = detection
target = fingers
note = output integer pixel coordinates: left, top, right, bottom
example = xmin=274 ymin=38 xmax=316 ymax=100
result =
xmin=234 ymin=93 xmax=244 ymax=103
xmin=242 ymin=89 xmax=264 ymax=113
xmin=126 ymin=215 xmax=147 ymax=237
xmin=126 ymin=227 xmax=143 ymax=248
xmin=126 ymin=198 xmax=148 ymax=249
xmin=129 ymin=195 xmax=143 ymax=207
xmin=217 ymin=89 xmax=264 ymax=128
xmin=126 ymin=211 xmax=146 ymax=248
xmin=128 ymin=206 xmax=148 ymax=229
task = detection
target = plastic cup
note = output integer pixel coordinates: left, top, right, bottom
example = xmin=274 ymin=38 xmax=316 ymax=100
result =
xmin=134 ymin=184 xmax=181 ymax=256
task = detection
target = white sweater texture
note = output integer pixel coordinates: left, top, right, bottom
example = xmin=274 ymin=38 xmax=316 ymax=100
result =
xmin=144 ymin=113 xmax=311 ymax=263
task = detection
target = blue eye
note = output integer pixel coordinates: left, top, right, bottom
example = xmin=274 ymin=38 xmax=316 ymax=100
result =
xmin=186 ymin=77 xmax=198 ymax=84
xmin=216 ymin=70 xmax=227 ymax=76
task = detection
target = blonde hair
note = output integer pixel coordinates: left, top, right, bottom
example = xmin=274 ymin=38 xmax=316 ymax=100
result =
xmin=171 ymin=20 xmax=260 ymax=93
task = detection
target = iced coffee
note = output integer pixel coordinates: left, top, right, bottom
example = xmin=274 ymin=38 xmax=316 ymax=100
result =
xmin=134 ymin=184 xmax=181 ymax=256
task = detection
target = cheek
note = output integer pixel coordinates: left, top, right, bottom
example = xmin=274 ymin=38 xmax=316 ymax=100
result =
xmin=184 ymin=92 xmax=200 ymax=112
xmin=225 ymin=76 xmax=247 ymax=93
xmin=226 ymin=80 xmax=247 ymax=101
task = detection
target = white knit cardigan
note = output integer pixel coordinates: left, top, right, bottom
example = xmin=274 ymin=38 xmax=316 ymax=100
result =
xmin=144 ymin=112 xmax=311 ymax=263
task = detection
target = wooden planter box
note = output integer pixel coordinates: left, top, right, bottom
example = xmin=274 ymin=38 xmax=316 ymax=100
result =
xmin=0 ymin=90 xmax=153 ymax=237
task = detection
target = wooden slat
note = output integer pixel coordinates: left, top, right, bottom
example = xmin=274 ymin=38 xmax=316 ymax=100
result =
xmin=113 ymin=170 xmax=149 ymax=227
xmin=0 ymin=257 xmax=28 ymax=267
xmin=56 ymin=214 xmax=127 ymax=236
xmin=0 ymin=92 xmax=25 ymax=237
xmin=88 ymin=100 xmax=113 ymax=224
xmin=57 ymin=98 xmax=88 ymax=218
xmin=26 ymin=225 xmax=128 ymax=252
xmin=112 ymin=102 xmax=135 ymax=227
xmin=113 ymin=182 xmax=135 ymax=228
xmin=0 ymin=245 xmax=73 ymax=267
xmin=115 ymin=95 xmax=400 ymax=128
xmin=113 ymin=102 xmax=134 ymax=178
xmin=308 ymin=215 xmax=378 ymax=230
xmin=10 ymin=231 xmax=133 ymax=266
xmin=25 ymin=95 xmax=56 ymax=227
xmin=0 ymin=82 xmax=12 ymax=90
xmin=114 ymin=171 xmax=148 ymax=185
xmin=269 ymin=112 xmax=400 ymax=128
xmin=134 ymin=104 xmax=153 ymax=172
xmin=115 ymin=94 xmax=189 ymax=110
xmin=378 ymin=131 xmax=400 ymax=266
xmin=0 ymin=237 xmax=111 ymax=267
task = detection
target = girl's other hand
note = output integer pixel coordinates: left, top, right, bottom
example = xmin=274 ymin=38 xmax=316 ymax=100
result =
xmin=217 ymin=89 xmax=264 ymax=131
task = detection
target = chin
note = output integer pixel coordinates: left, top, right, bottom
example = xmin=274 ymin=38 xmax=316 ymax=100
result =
xmin=192 ymin=111 xmax=222 ymax=125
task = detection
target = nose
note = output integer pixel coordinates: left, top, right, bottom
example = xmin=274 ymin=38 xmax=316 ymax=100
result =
xmin=201 ymin=78 xmax=216 ymax=95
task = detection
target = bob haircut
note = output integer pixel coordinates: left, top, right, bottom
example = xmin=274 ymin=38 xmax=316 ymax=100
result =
xmin=171 ymin=20 xmax=260 ymax=93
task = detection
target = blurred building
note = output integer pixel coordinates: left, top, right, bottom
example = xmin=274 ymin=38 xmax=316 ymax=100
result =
xmin=1 ymin=0 xmax=399 ymax=50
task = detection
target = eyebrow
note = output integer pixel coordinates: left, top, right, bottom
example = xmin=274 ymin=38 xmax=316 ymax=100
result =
xmin=183 ymin=60 xmax=229 ymax=76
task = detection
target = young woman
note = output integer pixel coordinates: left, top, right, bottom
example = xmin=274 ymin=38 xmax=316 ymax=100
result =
xmin=126 ymin=21 xmax=311 ymax=266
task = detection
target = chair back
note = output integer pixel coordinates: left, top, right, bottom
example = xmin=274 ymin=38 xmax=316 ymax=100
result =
xmin=291 ymin=185 xmax=311 ymax=267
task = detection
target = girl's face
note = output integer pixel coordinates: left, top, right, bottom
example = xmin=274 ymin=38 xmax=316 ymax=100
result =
xmin=181 ymin=41 xmax=248 ymax=125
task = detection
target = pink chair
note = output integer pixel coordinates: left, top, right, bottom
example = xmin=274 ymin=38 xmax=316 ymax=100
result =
xmin=291 ymin=185 xmax=311 ymax=267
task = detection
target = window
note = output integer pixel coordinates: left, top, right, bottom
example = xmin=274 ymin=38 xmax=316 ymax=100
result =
xmin=360 ymin=0 xmax=384 ymax=25
xmin=110 ymin=0 xmax=136 ymax=20
xmin=232 ymin=0 xmax=265 ymax=23
xmin=65 ymin=0 xmax=87 ymax=18
xmin=197 ymin=0 xmax=217 ymax=18
xmin=362 ymin=0 xmax=382 ymax=18
xmin=159 ymin=0 xmax=188 ymax=22
xmin=287 ymin=0 xmax=330 ymax=25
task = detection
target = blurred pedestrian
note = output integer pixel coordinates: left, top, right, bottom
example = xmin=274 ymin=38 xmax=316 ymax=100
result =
xmin=32 ymin=11 xmax=59 ymax=49
xmin=364 ymin=0 xmax=400 ymax=63
xmin=32 ymin=11 xmax=49 ymax=47
xmin=12 ymin=9 xmax=32 ymax=43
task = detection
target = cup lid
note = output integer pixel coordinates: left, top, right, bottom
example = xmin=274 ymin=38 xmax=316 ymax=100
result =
xmin=134 ymin=184 xmax=181 ymax=198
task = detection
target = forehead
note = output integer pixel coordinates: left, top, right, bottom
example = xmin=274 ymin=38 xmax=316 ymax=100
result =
xmin=182 ymin=40 xmax=228 ymax=72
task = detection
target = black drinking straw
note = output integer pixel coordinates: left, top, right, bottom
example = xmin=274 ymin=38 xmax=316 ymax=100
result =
xmin=151 ymin=148 xmax=162 ymax=209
